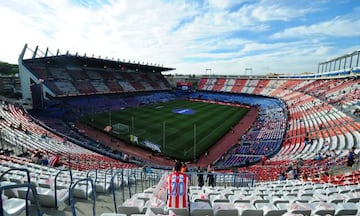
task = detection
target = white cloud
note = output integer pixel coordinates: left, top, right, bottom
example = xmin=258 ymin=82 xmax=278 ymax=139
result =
xmin=0 ymin=0 xmax=357 ymax=75
xmin=207 ymin=0 xmax=232 ymax=9
xmin=251 ymin=4 xmax=313 ymax=22
xmin=272 ymin=17 xmax=360 ymax=39
xmin=173 ymin=40 xmax=335 ymax=75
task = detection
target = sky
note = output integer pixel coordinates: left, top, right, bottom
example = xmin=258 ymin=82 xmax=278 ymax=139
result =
xmin=0 ymin=0 xmax=359 ymax=75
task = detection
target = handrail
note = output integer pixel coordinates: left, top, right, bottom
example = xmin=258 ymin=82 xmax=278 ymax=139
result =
xmin=54 ymin=168 xmax=73 ymax=209
xmin=0 ymin=183 xmax=43 ymax=216
xmin=0 ymin=168 xmax=42 ymax=216
xmin=0 ymin=167 xmax=31 ymax=183
xmin=87 ymin=169 xmax=112 ymax=194
xmin=110 ymin=169 xmax=125 ymax=213
xmin=126 ymin=169 xmax=133 ymax=198
xmin=104 ymin=168 xmax=113 ymax=193
xmin=86 ymin=169 xmax=97 ymax=197
xmin=86 ymin=169 xmax=97 ymax=181
xmin=183 ymin=171 xmax=255 ymax=188
xmin=129 ymin=169 xmax=137 ymax=196
xmin=69 ymin=178 xmax=96 ymax=216
xmin=140 ymin=169 xmax=145 ymax=192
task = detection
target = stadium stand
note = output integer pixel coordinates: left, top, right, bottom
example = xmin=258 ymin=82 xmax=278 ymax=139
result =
xmin=1 ymin=45 xmax=359 ymax=215
xmin=19 ymin=55 xmax=172 ymax=99
xmin=97 ymin=170 xmax=360 ymax=216
xmin=15 ymin=45 xmax=359 ymax=170
xmin=189 ymin=92 xmax=287 ymax=168
xmin=194 ymin=75 xmax=360 ymax=182
xmin=0 ymin=101 xmax=132 ymax=170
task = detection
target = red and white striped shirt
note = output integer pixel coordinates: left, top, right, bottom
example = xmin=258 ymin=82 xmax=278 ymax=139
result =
xmin=48 ymin=155 xmax=60 ymax=167
xmin=167 ymin=172 xmax=189 ymax=209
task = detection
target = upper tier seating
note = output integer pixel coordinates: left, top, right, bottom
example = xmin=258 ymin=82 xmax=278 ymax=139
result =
xmin=196 ymin=77 xmax=360 ymax=181
xmin=25 ymin=62 xmax=172 ymax=97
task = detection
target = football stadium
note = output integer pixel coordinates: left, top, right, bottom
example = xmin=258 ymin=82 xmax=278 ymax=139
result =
xmin=1 ymin=2 xmax=360 ymax=215
xmin=0 ymin=43 xmax=359 ymax=215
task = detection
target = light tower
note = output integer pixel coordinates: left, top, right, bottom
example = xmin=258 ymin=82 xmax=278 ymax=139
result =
xmin=205 ymin=68 xmax=212 ymax=75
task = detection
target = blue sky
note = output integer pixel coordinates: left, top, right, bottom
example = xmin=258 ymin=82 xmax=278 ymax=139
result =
xmin=0 ymin=0 xmax=359 ymax=75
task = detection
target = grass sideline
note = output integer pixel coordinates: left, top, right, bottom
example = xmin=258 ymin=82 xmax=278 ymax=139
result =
xmin=82 ymin=100 xmax=249 ymax=161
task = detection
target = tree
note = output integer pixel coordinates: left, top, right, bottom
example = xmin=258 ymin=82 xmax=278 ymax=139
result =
xmin=0 ymin=61 xmax=18 ymax=76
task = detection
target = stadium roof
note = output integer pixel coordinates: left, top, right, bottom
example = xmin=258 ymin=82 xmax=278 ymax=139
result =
xmin=20 ymin=44 xmax=175 ymax=73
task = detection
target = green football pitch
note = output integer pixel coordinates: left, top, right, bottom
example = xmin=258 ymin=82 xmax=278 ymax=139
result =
xmin=82 ymin=100 xmax=249 ymax=161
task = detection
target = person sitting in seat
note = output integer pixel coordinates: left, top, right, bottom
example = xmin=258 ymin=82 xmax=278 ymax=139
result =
xmin=31 ymin=151 xmax=42 ymax=164
xmin=347 ymin=147 xmax=358 ymax=167
xmin=314 ymin=153 xmax=323 ymax=161
xmin=48 ymin=153 xmax=63 ymax=167
xmin=40 ymin=154 xmax=49 ymax=166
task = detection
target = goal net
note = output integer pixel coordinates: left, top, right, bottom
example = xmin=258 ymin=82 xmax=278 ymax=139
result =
xmin=111 ymin=123 xmax=130 ymax=135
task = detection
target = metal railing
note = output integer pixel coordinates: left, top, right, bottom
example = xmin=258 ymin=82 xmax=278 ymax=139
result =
xmin=69 ymin=178 xmax=96 ymax=216
xmin=0 ymin=168 xmax=42 ymax=216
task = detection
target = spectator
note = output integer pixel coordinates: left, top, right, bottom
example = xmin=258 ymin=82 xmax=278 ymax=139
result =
xmin=142 ymin=165 xmax=147 ymax=174
xmin=279 ymin=170 xmax=286 ymax=181
xmin=40 ymin=154 xmax=49 ymax=166
xmin=325 ymin=150 xmax=331 ymax=158
xmin=314 ymin=153 xmax=323 ymax=161
xmin=244 ymin=159 xmax=250 ymax=167
xmin=304 ymin=139 xmax=309 ymax=145
xmin=347 ymin=147 xmax=357 ymax=167
xmin=123 ymin=153 xmax=129 ymax=161
xmin=17 ymin=123 xmax=23 ymax=131
xmin=302 ymin=172 xmax=308 ymax=181
xmin=48 ymin=153 xmax=62 ymax=167
xmin=197 ymin=166 xmax=204 ymax=188
xmin=206 ymin=164 xmax=215 ymax=187
xmin=286 ymin=162 xmax=293 ymax=173
xmin=329 ymin=149 xmax=337 ymax=165
xmin=261 ymin=155 xmax=267 ymax=165
xmin=297 ymin=158 xmax=304 ymax=166
xmin=353 ymin=108 xmax=360 ymax=116
xmin=167 ymin=161 xmax=189 ymax=210
xmin=181 ymin=163 xmax=188 ymax=173
xmin=146 ymin=166 xmax=153 ymax=174
xmin=355 ymin=150 xmax=360 ymax=170
xmin=293 ymin=164 xmax=301 ymax=180
xmin=31 ymin=151 xmax=42 ymax=164
xmin=287 ymin=169 xmax=294 ymax=180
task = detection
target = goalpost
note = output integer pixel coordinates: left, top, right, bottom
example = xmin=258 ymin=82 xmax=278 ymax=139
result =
xmin=111 ymin=122 xmax=130 ymax=135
